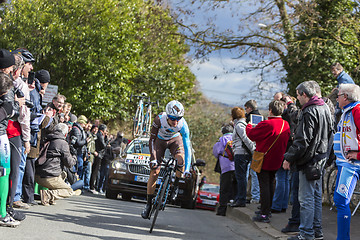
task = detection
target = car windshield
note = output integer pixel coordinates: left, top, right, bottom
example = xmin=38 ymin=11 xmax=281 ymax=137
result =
xmin=126 ymin=139 xmax=171 ymax=157
xmin=201 ymin=184 xmax=220 ymax=193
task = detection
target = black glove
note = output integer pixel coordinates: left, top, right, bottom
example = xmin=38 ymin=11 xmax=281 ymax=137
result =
xmin=70 ymin=145 xmax=77 ymax=156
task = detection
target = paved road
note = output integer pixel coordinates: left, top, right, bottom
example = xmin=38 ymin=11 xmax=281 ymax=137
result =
xmin=1 ymin=193 xmax=274 ymax=240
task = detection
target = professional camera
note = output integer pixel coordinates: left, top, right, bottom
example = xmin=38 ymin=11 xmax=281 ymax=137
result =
xmin=70 ymin=135 xmax=78 ymax=145
xmin=14 ymin=88 xmax=34 ymax=109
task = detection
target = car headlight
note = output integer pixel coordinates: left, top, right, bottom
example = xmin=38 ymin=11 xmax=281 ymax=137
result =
xmin=112 ymin=160 xmax=127 ymax=170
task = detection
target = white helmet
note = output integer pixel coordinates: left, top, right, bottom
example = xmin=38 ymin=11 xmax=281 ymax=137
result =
xmin=166 ymin=100 xmax=184 ymax=118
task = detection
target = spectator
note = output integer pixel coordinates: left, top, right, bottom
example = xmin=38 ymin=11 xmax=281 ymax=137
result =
xmin=0 ymin=71 xmax=20 ymax=227
xmin=83 ymin=125 xmax=98 ymax=191
xmin=246 ymin=100 xmax=290 ymax=223
xmin=213 ymin=124 xmax=236 ymax=216
xmin=30 ymin=69 xmax=50 ymax=114
xmin=333 ymin=84 xmax=360 ymax=240
xmin=283 ymin=81 xmax=333 ymax=240
xmin=90 ymin=124 xmax=107 ymax=194
xmin=229 ymin=107 xmax=255 ymax=208
xmin=35 ymin=123 xmax=80 ymax=206
xmin=244 ymin=99 xmax=261 ymax=204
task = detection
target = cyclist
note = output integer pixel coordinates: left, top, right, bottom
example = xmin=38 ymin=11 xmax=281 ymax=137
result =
xmin=141 ymin=100 xmax=191 ymax=219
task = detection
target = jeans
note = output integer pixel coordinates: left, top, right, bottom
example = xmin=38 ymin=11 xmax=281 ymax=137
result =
xmin=288 ymin=170 xmax=300 ymax=225
xmin=97 ymin=163 xmax=109 ymax=192
xmin=71 ymin=179 xmax=84 ymax=191
xmin=14 ymin=146 xmax=27 ymax=202
xmin=77 ymin=153 xmax=84 ymax=179
xmin=271 ymin=167 xmax=290 ymax=211
xmin=82 ymin=161 xmax=92 ymax=190
xmin=334 ymin=165 xmax=360 ymax=240
xmin=234 ymin=154 xmax=251 ymax=204
xmin=247 ymin=164 xmax=260 ymax=201
xmin=298 ymin=170 xmax=323 ymax=239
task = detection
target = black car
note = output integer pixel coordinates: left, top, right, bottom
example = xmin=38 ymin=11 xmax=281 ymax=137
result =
xmin=106 ymin=137 xmax=205 ymax=209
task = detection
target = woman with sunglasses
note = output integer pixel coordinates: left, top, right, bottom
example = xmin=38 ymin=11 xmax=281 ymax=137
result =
xmin=141 ymin=100 xmax=191 ymax=219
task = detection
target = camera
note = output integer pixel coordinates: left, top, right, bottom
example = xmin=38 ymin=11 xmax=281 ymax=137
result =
xmin=70 ymin=135 xmax=77 ymax=145
xmin=27 ymin=71 xmax=35 ymax=85
xmin=14 ymin=88 xmax=34 ymax=109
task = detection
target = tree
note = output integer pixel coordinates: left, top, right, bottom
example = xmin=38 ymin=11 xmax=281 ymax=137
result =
xmin=0 ymin=0 xmax=197 ymax=120
xmin=170 ymin=0 xmax=360 ymax=96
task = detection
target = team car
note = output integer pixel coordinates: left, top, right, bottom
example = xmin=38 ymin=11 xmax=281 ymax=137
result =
xmin=195 ymin=183 xmax=220 ymax=211
xmin=106 ymin=137 xmax=205 ymax=209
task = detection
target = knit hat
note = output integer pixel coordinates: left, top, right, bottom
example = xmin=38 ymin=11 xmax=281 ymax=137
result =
xmin=77 ymin=115 xmax=88 ymax=124
xmin=98 ymin=124 xmax=107 ymax=131
xmin=35 ymin=69 xmax=50 ymax=83
xmin=0 ymin=49 xmax=15 ymax=69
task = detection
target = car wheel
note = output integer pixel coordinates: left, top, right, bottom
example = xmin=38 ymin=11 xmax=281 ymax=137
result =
xmin=105 ymin=189 xmax=119 ymax=199
xmin=121 ymin=193 xmax=132 ymax=201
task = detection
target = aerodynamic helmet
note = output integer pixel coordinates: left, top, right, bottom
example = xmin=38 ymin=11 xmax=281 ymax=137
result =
xmin=166 ymin=100 xmax=184 ymax=119
xmin=14 ymin=48 xmax=35 ymax=63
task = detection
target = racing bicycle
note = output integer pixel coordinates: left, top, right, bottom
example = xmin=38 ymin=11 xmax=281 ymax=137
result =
xmin=130 ymin=93 xmax=158 ymax=138
xmin=148 ymin=156 xmax=178 ymax=233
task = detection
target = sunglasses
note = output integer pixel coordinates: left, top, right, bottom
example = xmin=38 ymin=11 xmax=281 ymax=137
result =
xmin=168 ymin=115 xmax=182 ymax=121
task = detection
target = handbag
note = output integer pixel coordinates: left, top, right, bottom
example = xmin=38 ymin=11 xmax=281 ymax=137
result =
xmin=214 ymin=158 xmax=221 ymax=173
xmin=250 ymin=120 xmax=285 ymax=173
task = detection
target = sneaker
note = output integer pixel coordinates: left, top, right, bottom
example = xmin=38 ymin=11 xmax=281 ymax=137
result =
xmin=40 ymin=190 xmax=50 ymax=206
xmin=216 ymin=211 xmax=226 ymax=216
xmin=281 ymin=224 xmax=300 ymax=233
xmin=252 ymin=214 xmax=270 ymax=223
xmin=7 ymin=206 xmax=26 ymax=221
xmin=73 ymin=189 xmax=82 ymax=196
xmin=255 ymin=211 xmax=271 ymax=218
xmin=0 ymin=214 xmax=20 ymax=227
xmin=89 ymin=189 xmax=99 ymax=195
xmin=287 ymin=234 xmax=307 ymax=240
xmin=13 ymin=200 xmax=30 ymax=209
xmin=141 ymin=203 xmax=152 ymax=219
xmin=314 ymin=232 xmax=324 ymax=240
xmin=250 ymin=199 xmax=260 ymax=204
xmin=27 ymin=201 xmax=39 ymax=206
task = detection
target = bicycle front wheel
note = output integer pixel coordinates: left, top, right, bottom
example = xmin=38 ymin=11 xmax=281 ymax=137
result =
xmin=149 ymin=175 xmax=170 ymax=233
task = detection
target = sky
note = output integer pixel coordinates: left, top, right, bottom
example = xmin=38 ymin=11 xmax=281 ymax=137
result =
xmin=169 ymin=0 xmax=288 ymax=107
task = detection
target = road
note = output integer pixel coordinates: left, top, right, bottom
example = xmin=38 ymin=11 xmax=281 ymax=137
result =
xmin=0 ymin=192 xmax=274 ymax=240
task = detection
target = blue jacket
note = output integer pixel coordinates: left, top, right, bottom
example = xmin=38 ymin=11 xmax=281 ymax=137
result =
xmin=337 ymin=71 xmax=354 ymax=87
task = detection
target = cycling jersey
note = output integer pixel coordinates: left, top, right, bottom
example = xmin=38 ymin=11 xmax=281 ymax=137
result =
xmin=149 ymin=112 xmax=191 ymax=172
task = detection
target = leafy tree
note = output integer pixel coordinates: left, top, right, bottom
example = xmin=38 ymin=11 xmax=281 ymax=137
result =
xmin=170 ymin=0 xmax=360 ymax=96
xmin=0 ymin=0 xmax=197 ymax=120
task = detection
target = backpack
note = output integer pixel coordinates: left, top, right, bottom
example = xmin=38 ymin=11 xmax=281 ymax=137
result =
xmin=222 ymin=140 xmax=234 ymax=161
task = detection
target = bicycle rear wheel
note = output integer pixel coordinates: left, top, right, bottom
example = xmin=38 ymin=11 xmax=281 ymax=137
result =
xmin=149 ymin=175 xmax=170 ymax=233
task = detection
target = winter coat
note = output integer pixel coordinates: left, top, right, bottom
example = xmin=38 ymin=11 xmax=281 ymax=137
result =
xmin=35 ymin=130 xmax=76 ymax=178
xmin=213 ymin=133 xmax=234 ymax=174
xmin=232 ymin=118 xmax=255 ymax=155
xmin=284 ymin=96 xmax=333 ymax=170
xmin=246 ymin=117 xmax=290 ymax=171
xmin=69 ymin=122 xmax=87 ymax=156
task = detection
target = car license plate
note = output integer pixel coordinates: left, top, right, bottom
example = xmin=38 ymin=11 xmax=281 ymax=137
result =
xmin=202 ymin=199 xmax=217 ymax=206
xmin=134 ymin=175 xmax=161 ymax=184
xmin=133 ymin=159 xmax=149 ymax=165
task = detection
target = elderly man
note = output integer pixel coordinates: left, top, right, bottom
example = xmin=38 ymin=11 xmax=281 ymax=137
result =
xmin=283 ymin=81 xmax=333 ymax=240
xmin=333 ymin=84 xmax=360 ymax=240
xmin=35 ymin=123 xmax=80 ymax=206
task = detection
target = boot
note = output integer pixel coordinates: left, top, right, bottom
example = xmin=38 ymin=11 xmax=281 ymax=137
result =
xmin=170 ymin=177 xmax=180 ymax=203
xmin=141 ymin=194 xmax=154 ymax=219
xmin=40 ymin=190 xmax=50 ymax=206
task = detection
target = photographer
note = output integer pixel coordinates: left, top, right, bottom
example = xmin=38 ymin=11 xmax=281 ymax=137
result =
xmin=68 ymin=115 xmax=88 ymax=179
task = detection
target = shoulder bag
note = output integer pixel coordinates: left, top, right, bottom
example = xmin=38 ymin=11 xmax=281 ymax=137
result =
xmin=250 ymin=120 xmax=285 ymax=173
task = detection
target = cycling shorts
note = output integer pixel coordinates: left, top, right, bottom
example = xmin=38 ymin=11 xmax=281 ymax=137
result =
xmin=150 ymin=135 xmax=184 ymax=166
